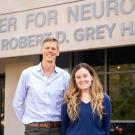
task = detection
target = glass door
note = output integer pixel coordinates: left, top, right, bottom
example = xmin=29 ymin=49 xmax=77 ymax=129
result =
xmin=0 ymin=74 xmax=5 ymax=135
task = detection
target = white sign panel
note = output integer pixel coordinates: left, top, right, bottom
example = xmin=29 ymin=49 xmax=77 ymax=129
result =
xmin=0 ymin=0 xmax=135 ymax=58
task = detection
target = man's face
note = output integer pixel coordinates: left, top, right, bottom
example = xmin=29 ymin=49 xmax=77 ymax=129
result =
xmin=41 ymin=41 xmax=59 ymax=62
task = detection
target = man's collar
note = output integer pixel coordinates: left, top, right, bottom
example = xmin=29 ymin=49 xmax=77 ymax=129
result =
xmin=36 ymin=62 xmax=59 ymax=73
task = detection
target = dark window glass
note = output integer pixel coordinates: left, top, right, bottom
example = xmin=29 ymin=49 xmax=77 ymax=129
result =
xmin=109 ymin=73 xmax=135 ymax=120
xmin=109 ymin=64 xmax=135 ymax=72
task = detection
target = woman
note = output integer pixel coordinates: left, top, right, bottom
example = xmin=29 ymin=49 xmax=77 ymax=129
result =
xmin=61 ymin=63 xmax=112 ymax=135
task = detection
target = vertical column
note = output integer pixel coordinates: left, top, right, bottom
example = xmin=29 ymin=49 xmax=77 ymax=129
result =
xmin=4 ymin=62 xmax=33 ymax=135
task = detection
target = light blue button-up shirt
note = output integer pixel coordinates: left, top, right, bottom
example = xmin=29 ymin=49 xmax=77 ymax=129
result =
xmin=13 ymin=63 xmax=70 ymax=124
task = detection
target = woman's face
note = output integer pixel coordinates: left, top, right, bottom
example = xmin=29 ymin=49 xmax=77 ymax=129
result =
xmin=75 ymin=67 xmax=93 ymax=91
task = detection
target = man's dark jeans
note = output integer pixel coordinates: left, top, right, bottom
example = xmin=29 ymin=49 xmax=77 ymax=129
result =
xmin=25 ymin=126 xmax=62 ymax=135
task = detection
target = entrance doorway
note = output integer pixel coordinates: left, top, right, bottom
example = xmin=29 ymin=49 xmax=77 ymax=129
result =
xmin=0 ymin=74 xmax=5 ymax=135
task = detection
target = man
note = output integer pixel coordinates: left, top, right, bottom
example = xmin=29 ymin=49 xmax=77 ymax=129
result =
xmin=13 ymin=37 xmax=70 ymax=135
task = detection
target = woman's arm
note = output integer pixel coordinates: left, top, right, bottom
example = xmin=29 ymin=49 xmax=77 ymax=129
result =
xmin=102 ymin=94 xmax=112 ymax=135
xmin=61 ymin=103 xmax=70 ymax=135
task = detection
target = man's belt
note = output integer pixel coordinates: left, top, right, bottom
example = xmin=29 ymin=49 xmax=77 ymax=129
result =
xmin=26 ymin=121 xmax=61 ymax=128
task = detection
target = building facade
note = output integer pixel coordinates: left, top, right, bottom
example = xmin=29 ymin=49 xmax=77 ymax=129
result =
xmin=0 ymin=0 xmax=135 ymax=135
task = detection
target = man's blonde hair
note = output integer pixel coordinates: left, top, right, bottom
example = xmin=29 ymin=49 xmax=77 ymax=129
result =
xmin=43 ymin=37 xmax=58 ymax=44
xmin=42 ymin=37 xmax=59 ymax=49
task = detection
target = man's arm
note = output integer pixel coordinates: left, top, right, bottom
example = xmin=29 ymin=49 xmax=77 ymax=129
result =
xmin=13 ymin=70 xmax=28 ymax=122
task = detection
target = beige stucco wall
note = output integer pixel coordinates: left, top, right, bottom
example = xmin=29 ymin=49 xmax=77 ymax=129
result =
xmin=0 ymin=0 xmax=135 ymax=58
xmin=4 ymin=60 xmax=34 ymax=135
xmin=0 ymin=0 xmax=73 ymax=14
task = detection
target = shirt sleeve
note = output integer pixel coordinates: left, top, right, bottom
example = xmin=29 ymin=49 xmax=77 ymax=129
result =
xmin=12 ymin=70 xmax=28 ymax=123
xmin=61 ymin=103 xmax=70 ymax=135
xmin=64 ymin=72 xmax=70 ymax=92
xmin=102 ymin=94 xmax=112 ymax=135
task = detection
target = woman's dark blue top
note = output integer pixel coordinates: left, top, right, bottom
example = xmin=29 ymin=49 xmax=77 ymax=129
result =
xmin=61 ymin=94 xmax=112 ymax=135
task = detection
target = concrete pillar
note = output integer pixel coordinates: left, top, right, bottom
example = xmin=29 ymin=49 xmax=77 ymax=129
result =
xmin=4 ymin=62 xmax=33 ymax=135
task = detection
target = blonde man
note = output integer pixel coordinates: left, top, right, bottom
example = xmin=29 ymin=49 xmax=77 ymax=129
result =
xmin=13 ymin=37 xmax=70 ymax=135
